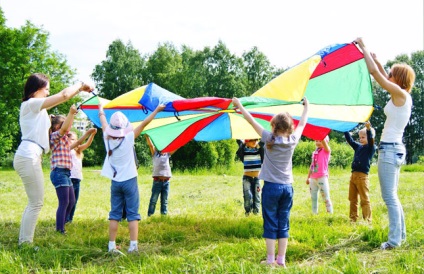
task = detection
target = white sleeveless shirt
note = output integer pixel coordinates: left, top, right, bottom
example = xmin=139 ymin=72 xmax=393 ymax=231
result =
xmin=381 ymin=94 xmax=412 ymax=143
xmin=70 ymin=150 xmax=83 ymax=180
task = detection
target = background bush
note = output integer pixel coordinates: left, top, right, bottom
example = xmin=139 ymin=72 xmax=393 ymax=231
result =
xmin=293 ymin=139 xmax=357 ymax=169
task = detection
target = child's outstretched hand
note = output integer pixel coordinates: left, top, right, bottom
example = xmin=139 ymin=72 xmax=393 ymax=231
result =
xmin=156 ymin=104 xmax=166 ymax=112
xmin=365 ymin=121 xmax=371 ymax=130
xmin=302 ymin=97 xmax=309 ymax=107
xmin=232 ymin=97 xmax=241 ymax=109
xmin=70 ymin=104 xmax=78 ymax=115
xmin=88 ymin=128 xmax=97 ymax=134
xmin=354 ymin=37 xmax=365 ymax=49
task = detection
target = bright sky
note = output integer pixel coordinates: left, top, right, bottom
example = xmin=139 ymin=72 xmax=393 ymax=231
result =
xmin=1 ymin=0 xmax=423 ymax=82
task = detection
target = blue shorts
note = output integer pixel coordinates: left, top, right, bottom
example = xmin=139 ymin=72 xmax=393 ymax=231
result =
xmin=50 ymin=167 xmax=72 ymax=189
xmin=109 ymin=177 xmax=141 ymax=222
xmin=261 ymin=181 xmax=293 ymax=239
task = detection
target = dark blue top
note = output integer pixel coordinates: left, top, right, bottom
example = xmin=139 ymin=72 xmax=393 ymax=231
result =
xmin=344 ymin=130 xmax=377 ymax=174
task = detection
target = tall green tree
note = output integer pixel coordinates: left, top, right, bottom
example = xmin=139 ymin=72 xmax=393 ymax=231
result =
xmin=91 ymin=39 xmax=146 ymax=99
xmin=178 ymin=46 xmax=209 ymax=98
xmin=203 ymin=41 xmax=248 ymax=98
xmin=144 ymin=42 xmax=183 ymax=94
xmin=242 ymin=46 xmax=276 ymax=94
xmin=0 ymin=8 xmax=75 ymax=165
xmin=407 ymin=50 xmax=424 ymax=163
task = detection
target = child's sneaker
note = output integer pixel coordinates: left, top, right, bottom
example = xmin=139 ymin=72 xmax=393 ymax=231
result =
xmin=128 ymin=246 xmax=138 ymax=253
xmin=380 ymin=242 xmax=395 ymax=250
xmin=108 ymin=245 xmax=125 ymax=256
xmin=276 ymin=262 xmax=286 ymax=268
xmin=108 ymin=248 xmax=125 ymax=256
xmin=260 ymin=260 xmax=277 ymax=266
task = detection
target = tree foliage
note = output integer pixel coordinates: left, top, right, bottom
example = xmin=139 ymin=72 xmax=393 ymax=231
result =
xmin=91 ymin=40 xmax=146 ymax=99
xmin=0 ymin=8 xmax=75 ymax=165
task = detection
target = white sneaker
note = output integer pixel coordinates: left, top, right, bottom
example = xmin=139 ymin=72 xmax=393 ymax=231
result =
xmin=380 ymin=242 xmax=395 ymax=250
xmin=128 ymin=246 xmax=138 ymax=253
xmin=109 ymin=248 xmax=126 ymax=256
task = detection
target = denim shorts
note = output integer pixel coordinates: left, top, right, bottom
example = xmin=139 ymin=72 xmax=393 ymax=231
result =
xmin=50 ymin=167 xmax=72 ymax=189
xmin=109 ymin=177 xmax=141 ymax=222
xmin=262 ymin=181 xmax=293 ymax=239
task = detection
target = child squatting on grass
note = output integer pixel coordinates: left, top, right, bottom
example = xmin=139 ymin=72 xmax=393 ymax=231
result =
xmin=98 ymin=103 xmax=165 ymax=254
xmin=344 ymin=121 xmax=377 ymax=223
xmin=232 ymin=96 xmax=309 ymax=268
xmin=306 ymin=136 xmax=333 ymax=214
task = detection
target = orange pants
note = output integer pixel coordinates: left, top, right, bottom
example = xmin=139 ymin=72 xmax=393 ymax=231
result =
xmin=349 ymin=171 xmax=372 ymax=222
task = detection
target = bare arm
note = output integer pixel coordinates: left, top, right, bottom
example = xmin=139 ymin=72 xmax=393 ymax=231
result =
xmin=322 ymin=137 xmax=331 ymax=153
xmin=306 ymin=169 xmax=311 ymax=185
xmin=133 ymin=105 xmax=165 ymax=139
xmin=144 ymin=135 xmax=155 ymax=156
xmin=59 ymin=105 xmax=77 ymax=136
xmin=71 ymin=128 xmax=97 ymax=151
xmin=371 ymin=53 xmax=388 ymax=78
xmin=365 ymin=121 xmax=375 ymax=147
xmin=98 ymin=103 xmax=108 ymax=132
xmin=355 ymin=38 xmax=407 ymax=105
xmin=42 ymin=82 xmax=94 ymax=110
xmin=232 ymin=97 xmax=264 ymax=137
xmin=294 ymin=97 xmax=309 ymax=136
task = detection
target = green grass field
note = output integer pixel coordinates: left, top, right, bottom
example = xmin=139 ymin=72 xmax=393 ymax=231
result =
xmin=0 ymin=165 xmax=423 ymax=273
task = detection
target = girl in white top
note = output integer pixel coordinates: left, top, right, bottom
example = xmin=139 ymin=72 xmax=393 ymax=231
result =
xmin=13 ymin=73 xmax=94 ymax=246
xmin=66 ymin=128 xmax=97 ymax=223
xmin=98 ymin=103 xmax=165 ymax=253
xmin=145 ymin=135 xmax=178 ymax=216
xmin=355 ymin=38 xmax=416 ymax=250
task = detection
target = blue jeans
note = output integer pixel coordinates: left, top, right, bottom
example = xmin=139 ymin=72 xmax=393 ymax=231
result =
xmin=109 ymin=177 xmax=141 ymax=222
xmin=148 ymin=180 xmax=170 ymax=216
xmin=262 ymin=181 xmax=293 ymax=239
xmin=67 ymin=178 xmax=81 ymax=222
xmin=242 ymin=176 xmax=261 ymax=214
xmin=378 ymin=143 xmax=406 ymax=246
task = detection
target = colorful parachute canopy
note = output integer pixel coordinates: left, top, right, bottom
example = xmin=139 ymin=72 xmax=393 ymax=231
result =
xmin=81 ymin=42 xmax=373 ymax=153
xmin=80 ymin=84 xmax=196 ymax=129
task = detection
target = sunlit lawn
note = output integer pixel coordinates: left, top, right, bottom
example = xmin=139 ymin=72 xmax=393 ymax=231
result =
xmin=0 ymin=165 xmax=423 ymax=273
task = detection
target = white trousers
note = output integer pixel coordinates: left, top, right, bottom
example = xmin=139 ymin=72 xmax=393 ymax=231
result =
xmin=13 ymin=154 xmax=44 ymax=244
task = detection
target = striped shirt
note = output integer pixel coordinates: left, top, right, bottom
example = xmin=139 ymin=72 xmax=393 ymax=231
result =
xmin=243 ymin=147 xmax=262 ymax=172
xmin=50 ymin=131 xmax=72 ymax=170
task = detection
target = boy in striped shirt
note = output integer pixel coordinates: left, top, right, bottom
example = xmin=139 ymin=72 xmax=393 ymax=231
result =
xmin=236 ymin=139 xmax=264 ymax=216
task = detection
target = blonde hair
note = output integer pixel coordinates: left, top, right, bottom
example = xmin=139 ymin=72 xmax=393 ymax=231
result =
xmin=266 ymin=112 xmax=294 ymax=149
xmin=391 ymin=63 xmax=416 ymax=92
xmin=359 ymin=127 xmax=375 ymax=138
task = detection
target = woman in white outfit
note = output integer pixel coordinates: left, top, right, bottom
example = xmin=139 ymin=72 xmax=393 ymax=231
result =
xmin=355 ymin=38 xmax=415 ymax=250
xmin=13 ymin=73 xmax=94 ymax=246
